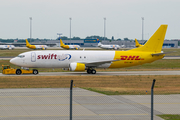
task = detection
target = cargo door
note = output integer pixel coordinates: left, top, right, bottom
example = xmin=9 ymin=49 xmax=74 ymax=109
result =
xmin=31 ymin=52 xmax=36 ymax=62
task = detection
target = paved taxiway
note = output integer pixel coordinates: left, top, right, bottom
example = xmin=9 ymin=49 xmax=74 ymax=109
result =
xmin=1 ymin=70 xmax=180 ymax=76
xmin=2 ymin=88 xmax=179 ymax=120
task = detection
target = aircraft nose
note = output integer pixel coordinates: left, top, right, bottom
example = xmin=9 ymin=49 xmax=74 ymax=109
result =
xmin=10 ymin=58 xmax=17 ymax=65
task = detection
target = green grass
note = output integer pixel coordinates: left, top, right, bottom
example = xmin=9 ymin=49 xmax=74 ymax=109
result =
xmin=127 ymin=59 xmax=180 ymax=69
xmin=0 ymin=75 xmax=180 ymax=94
xmin=0 ymin=49 xmax=30 ymax=57
xmin=82 ymin=87 xmax=147 ymax=95
xmin=163 ymin=49 xmax=180 ymax=56
xmin=82 ymin=87 xmax=120 ymax=95
xmin=158 ymin=114 xmax=180 ymax=120
xmin=82 ymin=87 xmax=180 ymax=95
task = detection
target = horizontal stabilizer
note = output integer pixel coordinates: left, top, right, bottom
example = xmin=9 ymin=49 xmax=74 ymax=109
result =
xmin=151 ymin=51 xmax=176 ymax=56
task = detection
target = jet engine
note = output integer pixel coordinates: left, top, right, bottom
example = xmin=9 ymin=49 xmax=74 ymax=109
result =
xmin=69 ymin=63 xmax=85 ymax=71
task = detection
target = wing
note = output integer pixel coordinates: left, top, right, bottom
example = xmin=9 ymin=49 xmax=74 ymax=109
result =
xmin=79 ymin=59 xmax=121 ymax=67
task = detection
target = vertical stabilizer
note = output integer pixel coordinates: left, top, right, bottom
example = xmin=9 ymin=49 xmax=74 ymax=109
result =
xmin=26 ymin=39 xmax=31 ymax=47
xmin=97 ymin=39 xmax=102 ymax=46
xmin=130 ymin=25 xmax=168 ymax=52
xmin=135 ymin=38 xmax=143 ymax=47
xmin=60 ymin=39 xmax=64 ymax=47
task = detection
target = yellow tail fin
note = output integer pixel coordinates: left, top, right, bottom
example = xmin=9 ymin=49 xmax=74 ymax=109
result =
xmin=135 ymin=38 xmax=143 ymax=47
xmin=130 ymin=25 xmax=168 ymax=52
xmin=60 ymin=39 xmax=64 ymax=47
xmin=26 ymin=39 xmax=31 ymax=47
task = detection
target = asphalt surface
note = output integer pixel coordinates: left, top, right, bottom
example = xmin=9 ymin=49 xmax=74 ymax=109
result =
xmin=2 ymin=88 xmax=179 ymax=120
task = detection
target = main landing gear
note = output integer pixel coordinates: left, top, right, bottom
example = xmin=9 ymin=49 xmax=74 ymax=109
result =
xmin=87 ymin=68 xmax=96 ymax=74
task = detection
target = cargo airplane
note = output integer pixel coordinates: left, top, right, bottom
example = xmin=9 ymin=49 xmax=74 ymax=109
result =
xmin=10 ymin=25 xmax=167 ymax=74
xmin=135 ymin=38 xmax=144 ymax=47
xmin=0 ymin=45 xmax=15 ymax=50
xmin=97 ymin=40 xmax=120 ymax=49
xmin=26 ymin=39 xmax=48 ymax=50
xmin=60 ymin=38 xmax=80 ymax=50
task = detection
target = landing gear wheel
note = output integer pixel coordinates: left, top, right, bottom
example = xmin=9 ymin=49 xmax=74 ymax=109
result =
xmin=91 ymin=69 xmax=96 ymax=74
xmin=33 ymin=69 xmax=38 ymax=75
xmin=87 ymin=68 xmax=96 ymax=74
xmin=16 ymin=69 xmax=22 ymax=75
xmin=87 ymin=69 xmax=91 ymax=74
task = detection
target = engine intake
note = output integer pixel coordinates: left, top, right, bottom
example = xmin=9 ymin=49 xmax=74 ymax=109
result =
xmin=69 ymin=63 xmax=85 ymax=71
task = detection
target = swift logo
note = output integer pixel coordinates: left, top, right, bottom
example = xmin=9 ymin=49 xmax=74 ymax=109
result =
xmin=57 ymin=54 xmax=71 ymax=61
xmin=37 ymin=53 xmax=71 ymax=61
xmin=120 ymin=56 xmax=144 ymax=60
xmin=37 ymin=54 xmax=57 ymax=59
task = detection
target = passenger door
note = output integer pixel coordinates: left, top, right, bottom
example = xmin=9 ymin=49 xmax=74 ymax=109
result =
xmin=31 ymin=52 xmax=36 ymax=62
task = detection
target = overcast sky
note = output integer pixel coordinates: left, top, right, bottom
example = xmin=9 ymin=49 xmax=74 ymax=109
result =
xmin=0 ymin=0 xmax=179 ymax=40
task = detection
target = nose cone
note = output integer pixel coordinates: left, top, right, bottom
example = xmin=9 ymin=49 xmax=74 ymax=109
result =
xmin=10 ymin=58 xmax=18 ymax=65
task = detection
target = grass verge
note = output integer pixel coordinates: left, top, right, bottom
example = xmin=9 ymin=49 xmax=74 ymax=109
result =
xmin=82 ymin=87 xmax=144 ymax=95
xmin=0 ymin=75 xmax=180 ymax=95
xmin=157 ymin=114 xmax=180 ymax=120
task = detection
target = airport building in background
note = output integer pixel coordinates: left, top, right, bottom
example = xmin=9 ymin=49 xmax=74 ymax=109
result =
xmin=0 ymin=39 xmax=179 ymax=48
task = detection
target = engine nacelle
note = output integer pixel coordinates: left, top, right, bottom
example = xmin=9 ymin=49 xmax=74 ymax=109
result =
xmin=69 ymin=63 xmax=85 ymax=71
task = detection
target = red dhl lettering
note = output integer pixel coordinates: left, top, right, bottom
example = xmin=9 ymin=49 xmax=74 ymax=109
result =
xmin=119 ymin=56 xmax=144 ymax=60
xmin=37 ymin=54 xmax=57 ymax=59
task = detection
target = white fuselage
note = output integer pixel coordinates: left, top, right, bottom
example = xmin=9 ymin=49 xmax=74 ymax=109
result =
xmin=98 ymin=43 xmax=120 ymax=50
xmin=34 ymin=45 xmax=48 ymax=49
xmin=10 ymin=50 xmax=114 ymax=68
xmin=61 ymin=45 xmax=80 ymax=49
xmin=0 ymin=45 xmax=15 ymax=50
xmin=68 ymin=45 xmax=80 ymax=49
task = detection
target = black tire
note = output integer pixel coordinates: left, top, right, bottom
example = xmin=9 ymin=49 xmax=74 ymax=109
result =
xmin=91 ymin=69 xmax=96 ymax=74
xmin=87 ymin=69 xmax=91 ymax=74
xmin=33 ymin=69 xmax=38 ymax=75
xmin=16 ymin=69 xmax=22 ymax=75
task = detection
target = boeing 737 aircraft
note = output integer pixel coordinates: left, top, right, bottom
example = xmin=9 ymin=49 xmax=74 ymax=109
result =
xmin=97 ymin=40 xmax=120 ymax=49
xmin=26 ymin=39 xmax=48 ymax=50
xmin=60 ymin=39 xmax=80 ymax=50
xmin=10 ymin=25 xmax=168 ymax=74
xmin=0 ymin=45 xmax=15 ymax=50
xmin=135 ymin=38 xmax=144 ymax=47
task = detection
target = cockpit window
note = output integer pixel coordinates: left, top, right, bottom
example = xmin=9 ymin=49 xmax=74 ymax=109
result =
xmin=17 ymin=55 xmax=25 ymax=58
